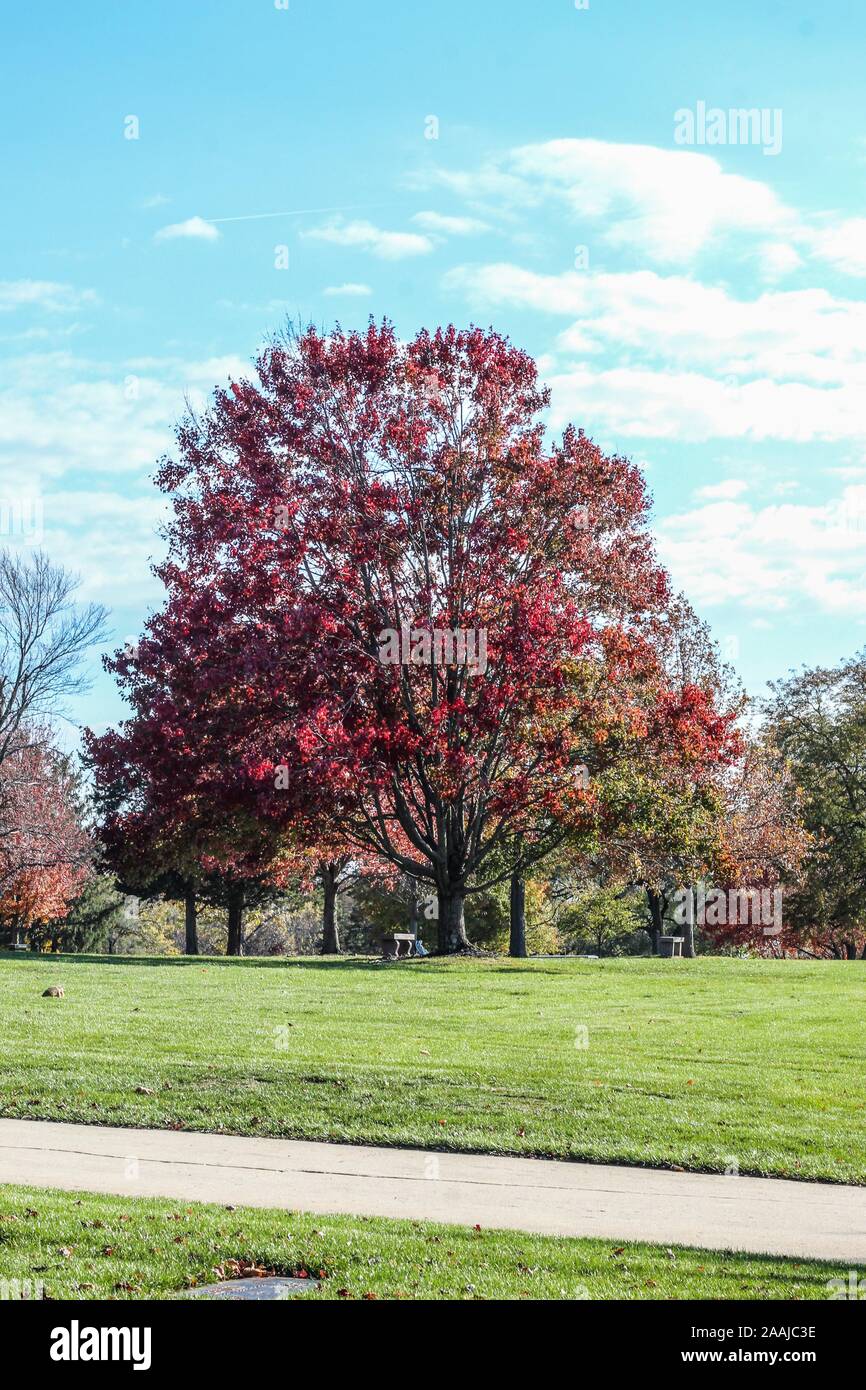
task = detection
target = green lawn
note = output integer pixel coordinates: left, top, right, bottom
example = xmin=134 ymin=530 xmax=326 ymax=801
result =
xmin=0 ymin=1184 xmax=850 ymax=1301
xmin=1 ymin=953 xmax=863 ymax=1183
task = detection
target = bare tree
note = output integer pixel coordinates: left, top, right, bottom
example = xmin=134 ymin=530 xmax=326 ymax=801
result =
xmin=0 ymin=550 xmax=109 ymax=764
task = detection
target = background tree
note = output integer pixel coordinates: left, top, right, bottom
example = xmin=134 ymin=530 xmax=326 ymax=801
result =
xmin=313 ymin=850 xmax=394 ymax=954
xmin=0 ymin=728 xmax=92 ymax=943
xmin=466 ymin=873 xmax=560 ymax=955
xmin=344 ymin=869 xmax=431 ymax=952
xmin=766 ymin=653 xmax=866 ymax=959
xmin=0 ymin=550 xmax=107 ymax=767
xmin=25 ymin=872 xmax=129 ymax=954
xmin=701 ymin=735 xmax=810 ymax=955
xmin=556 ymin=884 xmax=645 ymax=957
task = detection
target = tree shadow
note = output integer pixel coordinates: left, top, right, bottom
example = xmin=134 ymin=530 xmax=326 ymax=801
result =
xmin=0 ymin=950 xmax=389 ymax=972
xmin=0 ymin=951 xmax=580 ymax=974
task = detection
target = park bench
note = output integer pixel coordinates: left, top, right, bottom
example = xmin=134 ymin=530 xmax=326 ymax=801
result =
xmin=658 ymin=935 xmax=683 ymax=957
xmin=381 ymin=933 xmax=416 ymax=960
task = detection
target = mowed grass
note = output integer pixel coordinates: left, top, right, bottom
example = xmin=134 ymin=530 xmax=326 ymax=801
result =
xmin=0 ymin=1184 xmax=850 ymax=1301
xmin=0 ymin=954 xmax=863 ymax=1183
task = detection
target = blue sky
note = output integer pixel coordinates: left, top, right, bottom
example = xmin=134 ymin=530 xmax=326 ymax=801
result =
xmin=3 ymin=0 xmax=866 ymax=742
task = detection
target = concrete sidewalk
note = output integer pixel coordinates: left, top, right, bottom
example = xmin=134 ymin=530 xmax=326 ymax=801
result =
xmin=0 ymin=1118 xmax=863 ymax=1263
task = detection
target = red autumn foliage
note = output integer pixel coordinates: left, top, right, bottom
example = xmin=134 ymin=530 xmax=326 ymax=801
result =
xmin=0 ymin=729 xmax=91 ymax=933
xmin=89 ymin=323 xmax=740 ymax=952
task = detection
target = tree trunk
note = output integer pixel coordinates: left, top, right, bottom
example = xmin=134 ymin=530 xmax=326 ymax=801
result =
xmin=226 ymin=889 xmax=245 ymax=956
xmin=681 ymin=910 xmax=696 ymax=958
xmin=184 ymin=887 xmax=199 ymax=956
xmin=509 ymin=872 xmax=527 ymax=958
xmin=646 ymin=887 xmax=663 ymax=955
xmin=320 ymin=862 xmax=340 ymax=954
xmin=437 ymin=889 xmax=469 ymax=954
xmin=408 ymin=890 xmax=420 ymax=942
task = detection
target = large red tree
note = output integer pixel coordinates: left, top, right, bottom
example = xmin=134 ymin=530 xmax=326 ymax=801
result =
xmin=144 ymin=322 xmax=736 ymax=953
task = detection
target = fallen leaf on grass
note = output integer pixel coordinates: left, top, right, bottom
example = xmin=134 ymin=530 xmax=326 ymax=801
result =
xmin=214 ymin=1258 xmax=275 ymax=1281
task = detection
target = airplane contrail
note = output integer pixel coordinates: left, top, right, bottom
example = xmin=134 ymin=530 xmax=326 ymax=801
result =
xmin=203 ymin=203 xmax=394 ymax=224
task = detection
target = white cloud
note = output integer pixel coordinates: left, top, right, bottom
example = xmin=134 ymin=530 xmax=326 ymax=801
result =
xmin=657 ymin=485 xmax=866 ymax=616
xmin=323 ymin=282 xmax=373 ymax=297
xmin=810 ymin=218 xmax=866 ymax=278
xmin=0 ymin=281 xmax=98 ymax=313
xmin=427 ymin=137 xmax=866 ymax=284
xmin=424 ymin=138 xmax=801 ymax=268
xmin=36 ymin=489 xmax=168 ymax=604
xmin=0 ymin=351 xmax=252 ymax=605
xmin=411 ymin=211 xmax=490 ymax=236
xmin=447 ymin=263 xmax=866 ymax=381
xmin=302 ymin=219 xmax=432 ymax=260
xmin=546 ymin=365 xmax=866 ymax=443
xmin=759 ymin=241 xmax=803 ymax=278
xmin=154 ymin=216 xmax=220 ymax=242
xmin=445 ymin=262 xmax=866 ymax=440
xmin=216 ymin=297 xmax=293 ymax=315
xmin=696 ymin=479 xmax=749 ymax=500
xmin=512 ymin=139 xmax=797 ymax=264
xmin=0 ymin=351 xmax=249 ymax=485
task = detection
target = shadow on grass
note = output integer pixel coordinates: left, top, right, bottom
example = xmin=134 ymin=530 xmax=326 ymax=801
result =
xmin=0 ymin=951 xmax=583 ymax=975
xmin=0 ymin=950 xmax=391 ymax=972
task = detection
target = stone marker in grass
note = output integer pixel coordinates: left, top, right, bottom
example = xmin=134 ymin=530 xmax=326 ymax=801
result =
xmin=182 ymin=1277 xmax=320 ymax=1300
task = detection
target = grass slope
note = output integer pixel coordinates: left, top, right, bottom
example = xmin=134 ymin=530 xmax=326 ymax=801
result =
xmin=1 ymin=953 xmax=863 ymax=1182
xmin=0 ymin=1185 xmax=850 ymax=1301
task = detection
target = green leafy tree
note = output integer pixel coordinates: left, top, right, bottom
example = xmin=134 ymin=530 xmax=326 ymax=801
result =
xmin=467 ymin=875 xmax=560 ymax=955
xmin=22 ymin=872 xmax=127 ymax=953
xmin=767 ymin=652 xmax=866 ymax=959
xmin=556 ymin=884 xmax=645 ymax=957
